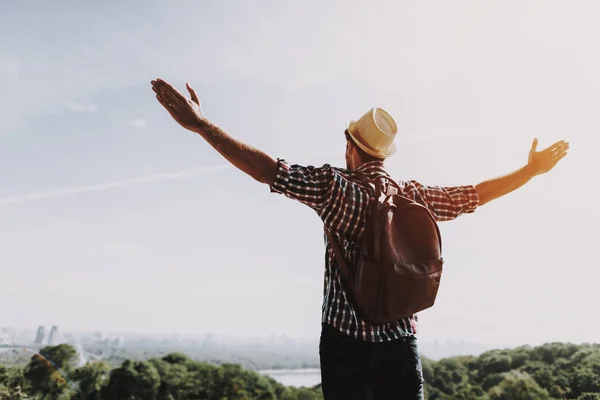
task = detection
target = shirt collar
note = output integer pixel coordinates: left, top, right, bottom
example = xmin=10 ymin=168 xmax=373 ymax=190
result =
xmin=354 ymin=161 xmax=388 ymax=176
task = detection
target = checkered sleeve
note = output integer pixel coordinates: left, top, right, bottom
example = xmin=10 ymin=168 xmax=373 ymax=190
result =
xmin=409 ymin=181 xmax=480 ymax=222
xmin=269 ymin=158 xmax=336 ymax=211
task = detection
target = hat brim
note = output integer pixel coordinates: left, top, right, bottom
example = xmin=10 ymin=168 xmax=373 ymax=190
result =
xmin=345 ymin=120 xmax=396 ymax=159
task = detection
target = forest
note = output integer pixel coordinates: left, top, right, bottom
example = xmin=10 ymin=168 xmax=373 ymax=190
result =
xmin=1 ymin=341 xmax=599 ymax=399
xmin=421 ymin=342 xmax=600 ymax=399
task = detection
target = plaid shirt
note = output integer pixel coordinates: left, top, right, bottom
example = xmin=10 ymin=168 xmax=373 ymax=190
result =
xmin=270 ymin=159 xmax=479 ymax=342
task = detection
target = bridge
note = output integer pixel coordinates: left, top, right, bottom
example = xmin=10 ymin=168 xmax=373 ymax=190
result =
xmin=0 ymin=344 xmax=42 ymax=350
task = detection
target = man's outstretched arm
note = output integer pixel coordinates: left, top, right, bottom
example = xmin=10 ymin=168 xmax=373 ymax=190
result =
xmin=475 ymin=138 xmax=569 ymax=206
xmin=151 ymin=78 xmax=278 ymax=185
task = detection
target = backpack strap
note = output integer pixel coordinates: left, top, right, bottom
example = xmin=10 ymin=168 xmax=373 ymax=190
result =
xmin=326 ymin=170 xmax=401 ymax=280
xmin=354 ymin=171 xmax=400 ymax=197
xmin=325 ymin=228 xmax=353 ymax=283
xmin=353 ymin=171 xmax=377 ymax=195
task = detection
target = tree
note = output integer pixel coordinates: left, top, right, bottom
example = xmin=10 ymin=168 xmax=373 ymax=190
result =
xmin=520 ymin=361 xmax=553 ymax=389
xmin=481 ymin=373 xmax=505 ymax=391
xmin=71 ymin=361 xmax=111 ymax=400
xmin=479 ymin=354 xmax=513 ymax=376
xmin=23 ymin=344 xmax=77 ymax=398
xmin=573 ymin=366 xmax=600 ymax=397
xmin=0 ymin=383 xmax=36 ymax=400
xmin=510 ymin=348 xmax=531 ymax=369
xmin=161 ymin=353 xmax=190 ymax=365
xmin=428 ymin=357 xmax=470 ymax=396
xmin=150 ymin=358 xmax=192 ymax=400
xmin=579 ymin=393 xmax=600 ymax=400
xmin=0 ymin=365 xmax=30 ymax=395
xmin=103 ymin=360 xmax=160 ymax=400
xmin=531 ymin=342 xmax=580 ymax=364
xmin=487 ymin=371 xmax=549 ymax=400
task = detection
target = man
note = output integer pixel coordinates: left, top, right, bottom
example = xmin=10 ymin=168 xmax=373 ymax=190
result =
xmin=150 ymin=78 xmax=569 ymax=399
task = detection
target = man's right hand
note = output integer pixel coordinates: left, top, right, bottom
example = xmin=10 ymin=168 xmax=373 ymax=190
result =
xmin=151 ymin=78 xmax=204 ymax=132
xmin=527 ymin=138 xmax=570 ymax=177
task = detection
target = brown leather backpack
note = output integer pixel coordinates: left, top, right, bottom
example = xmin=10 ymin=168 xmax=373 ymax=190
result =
xmin=325 ymin=171 xmax=444 ymax=325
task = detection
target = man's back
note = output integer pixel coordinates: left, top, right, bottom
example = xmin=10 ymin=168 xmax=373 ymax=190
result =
xmin=269 ymin=158 xmax=480 ymax=342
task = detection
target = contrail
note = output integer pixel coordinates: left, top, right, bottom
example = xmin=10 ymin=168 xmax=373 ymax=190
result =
xmin=0 ymin=153 xmax=337 ymax=206
xmin=0 ymin=164 xmax=232 ymax=205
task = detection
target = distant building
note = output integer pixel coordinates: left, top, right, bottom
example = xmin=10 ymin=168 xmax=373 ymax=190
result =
xmin=48 ymin=326 xmax=59 ymax=345
xmin=34 ymin=326 xmax=45 ymax=345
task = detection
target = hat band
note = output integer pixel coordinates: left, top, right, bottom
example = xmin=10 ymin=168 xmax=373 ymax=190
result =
xmin=350 ymin=125 xmax=388 ymax=157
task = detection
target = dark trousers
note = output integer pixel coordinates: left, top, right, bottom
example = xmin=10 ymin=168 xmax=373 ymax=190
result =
xmin=319 ymin=323 xmax=425 ymax=400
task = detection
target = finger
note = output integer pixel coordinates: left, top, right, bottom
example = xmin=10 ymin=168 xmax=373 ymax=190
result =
xmin=156 ymin=94 xmax=178 ymax=117
xmin=552 ymin=147 xmax=568 ymax=157
xmin=548 ymin=140 xmax=568 ymax=151
xmin=550 ymin=142 xmax=570 ymax=156
xmin=154 ymin=90 xmax=178 ymax=111
xmin=154 ymin=79 xmax=185 ymax=105
xmin=187 ymin=82 xmax=199 ymax=105
xmin=158 ymin=87 xmax=183 ymax=108
xmin=530 ymin=138 xmax=538 ymax=153
xmin=155 ymin=93 xmax=171 ymax=110
xmin=156 ymin=80 xmax=185 ymax=103
xmin=552 ymin=151 xmax=568 ymax=163
xmin=541 ymin=142 xmax=567 ymax=157
xmin=155 ymin=78 xmax=177 ymax=92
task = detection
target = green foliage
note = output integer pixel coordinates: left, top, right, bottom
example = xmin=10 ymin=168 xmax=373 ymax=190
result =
xmin=480 ymin=373 xmax=505 ymax=391
xmin=71 ymin=361 xmax=111 ymax=400
xmin=103 ymin=359 xmax=161 ymax=399
xmin=487 ymin=370 xmax=548 ymax=400
xmin=0 ymin=365 xmax=34 ymax=399
xmin=5 ymin=345 xmax=324 ymax=400
xmin=23 ymin=344 xmax=78 ymax=398
xmin=423 ymin=342 xmax=600 ymax=400
xmin=2 ymin=342 xmax=600 ymax=399
xmin=578 ymin=393 xmax=600 ymax=400
xmin=427 ymin=356 xmax=471 ymax=394
xmin=480 ymin=354 xmax=513 ymax=375
xmin=0 ymin=384 xmax=35 ymax=400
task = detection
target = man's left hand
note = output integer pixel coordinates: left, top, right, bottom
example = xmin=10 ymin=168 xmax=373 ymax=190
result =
xmin=151 ymin=78 xmax=204 ymax=132
xmin=527 ymin=138 xmax=570 ymax=176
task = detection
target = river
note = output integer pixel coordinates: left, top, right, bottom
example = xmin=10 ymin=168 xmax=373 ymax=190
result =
xmin=259 ymin=368 xmax=321 ymax=388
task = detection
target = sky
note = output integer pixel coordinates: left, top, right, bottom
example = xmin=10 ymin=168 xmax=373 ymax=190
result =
xmin=0 ymin=0 xmax=598 ymax=347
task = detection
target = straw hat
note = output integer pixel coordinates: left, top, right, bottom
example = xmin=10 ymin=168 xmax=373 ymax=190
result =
xmin=346 ymin=107 xmax=398 ymax=158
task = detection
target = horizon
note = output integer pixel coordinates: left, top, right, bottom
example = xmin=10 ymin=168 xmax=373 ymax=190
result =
xmin=2 ymin=324 xmax=596 ymax=350
xmin=1 ymin=0 xmax=598 ymax=348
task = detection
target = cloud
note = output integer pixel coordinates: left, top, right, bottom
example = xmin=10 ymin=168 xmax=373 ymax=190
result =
xmin=129 ymin=118 xmax=147 ymax=128
xmin=0 ymin=164 xmax=232 ymax=206
xmin=66 ymin=102 xmax=98 ymax=113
